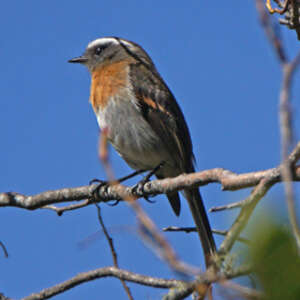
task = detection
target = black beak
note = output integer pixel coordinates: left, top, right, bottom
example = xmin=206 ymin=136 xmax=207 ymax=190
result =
xmin=68 ymin=56 xmax=88 ymax=64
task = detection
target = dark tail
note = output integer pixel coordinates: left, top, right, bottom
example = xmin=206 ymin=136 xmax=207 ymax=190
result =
xmin=166 ymin=191 xmax=181 ymax=216
xmin=184 ymin=188 xmax=216 ymax=267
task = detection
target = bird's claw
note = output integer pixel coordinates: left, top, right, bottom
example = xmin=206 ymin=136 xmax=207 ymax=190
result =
xmin=89 ymin=178 xmax=106 ymax=185
xmin=132 ymin=179 xmax=155 ymax=204
xmin=107 ymin=199 xmax=120 ymax=206
xmin=144 ymin=197 xmax=156 ymax=204
xmin=89 ymin=179 xmax=108 ymax=201
xmin=89 ymin=179 xmax=122 ymax=206
xmin=131 ymin=163 xmax=164 ymax=203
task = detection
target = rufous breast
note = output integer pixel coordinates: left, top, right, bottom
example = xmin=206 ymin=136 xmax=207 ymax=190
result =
xmin=90 ymin=60 xmax=129 ymax=111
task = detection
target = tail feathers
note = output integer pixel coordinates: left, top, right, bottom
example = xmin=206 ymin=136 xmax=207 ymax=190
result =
xmin=166 ymin=192 xmax=181 ymax=216
xmin=184 ymin=188 xmax=216 ymax=267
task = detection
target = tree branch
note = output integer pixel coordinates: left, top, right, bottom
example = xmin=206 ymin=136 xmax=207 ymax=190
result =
xmin=21 ymin=263 xmax=253 ymax=300
xmin=1 ymin=164 xmax=300 ymax=211
xmin=279 ymin=54 xmax=300 ymax=247
xmin=218 ymin=178 xmax=273 ymax=254
xmin=163 ymin=227 xmax=250 ymax=245
xmin=258 ymin=0 xmax=300 ymax=249
xmin=209 ymin=200 xmax=244 ymax=212
xmin=256 ymin=0 xmax=287 ymax=62
xmin=22 ymin=266 xmax=183 ymax=300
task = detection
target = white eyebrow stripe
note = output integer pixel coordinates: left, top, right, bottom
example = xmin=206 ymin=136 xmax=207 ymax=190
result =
xmin=87 ymin=37 xmax=118 ymax=49
xmin=118 ymin=39 xmax=132 ymax=47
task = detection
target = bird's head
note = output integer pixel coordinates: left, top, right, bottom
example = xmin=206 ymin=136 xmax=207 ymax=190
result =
xmin=68 ymin=37 xmax=154 ymax=72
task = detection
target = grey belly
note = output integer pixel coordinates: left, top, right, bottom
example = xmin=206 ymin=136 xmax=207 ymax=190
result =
xmin=97 ymin=98 xmax=171 ymax=171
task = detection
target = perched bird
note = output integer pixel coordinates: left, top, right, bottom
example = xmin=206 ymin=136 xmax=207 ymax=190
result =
xmin=69 ymin=37 xmax=216 ymax=266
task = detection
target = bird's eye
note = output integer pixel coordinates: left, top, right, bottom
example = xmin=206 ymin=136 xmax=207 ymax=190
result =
xmin=95 ymin=47 xmax=102 ymax=55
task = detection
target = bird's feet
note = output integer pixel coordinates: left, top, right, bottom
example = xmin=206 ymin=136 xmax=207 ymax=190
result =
xmin=89 ymin=178 xmax=110 ymax=201
xmin=90 ymin=178 xmax=121 ymax=206
xmin=132 ymin=162 xmax=164 ymax=203
xmin=89 ymin=169 xmax=146 ymax=206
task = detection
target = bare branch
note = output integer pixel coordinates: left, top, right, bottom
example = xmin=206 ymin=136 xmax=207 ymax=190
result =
xmin=217 ymin=142 xmax=300 ymax=254
xmin=259 ymin=0 xmax=300 ymax=249
xmin=1 ymin=164 xmax=300 ymax=211
xmin=256 ymin=0 xmax=287 ymax=63
xmin=41 ymin=199 xmax=91 ymax=215
xmin=163 ymin=227 xmax=250 ymax=245
xmin=280 ymin=54 xmax=300 ymax=247
xmin=22 ymin=266 xmax=183 ymax=300
xmin=289 ymin=139 xmax=300 ymax=164
xmin=20 ymin=262 xmax=252 ymax=300
xmin=219 ymin=178 xmax=274 ymax=254
xmin=209 ymin=200 xmax=244 ymax=212
xmin=163 ymin=226 xmax=197 ymax=233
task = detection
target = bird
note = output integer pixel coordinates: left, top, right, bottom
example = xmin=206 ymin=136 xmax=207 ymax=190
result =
xmin=68 ymin=37 xmax=216 ymax=266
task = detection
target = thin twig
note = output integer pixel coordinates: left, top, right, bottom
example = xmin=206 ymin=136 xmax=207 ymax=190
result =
xmin=41 ymin=200 xmax=91 ymax=215
xmin=217 ymin=143 xmax=300 ymax=257
xmin=222 ymin=264 xmax=253 ymax=278
xmin=0 ymin=241 xmax=8 ymax=258
xmin=211 ymin=230 xmax=250 ymax=245
xmin=256 ymin=0 xmax=287 ymax=63
xmin=256 ymin=1 xmax=300 ymax=251
xmin=261 ymin=0 xmax=300 ymax=249
xmin=163 ymin=227 xmax=250 ymax=245
xmin=218 ymin=143 xmax=300 ymax=254
xmin=209 ymin=200 xmax=244 ymax=212
xmin=163 ymin=226 xmax=197 ymax=233
xmin=219 ymin=178 xmax=274 ymax=254
xmin=95 ymin=204 xmax=134 ymax=300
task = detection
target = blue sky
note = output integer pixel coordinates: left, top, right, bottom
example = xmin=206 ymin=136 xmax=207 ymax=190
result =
xmin=1 ymin=1 xmax=300 ymax=299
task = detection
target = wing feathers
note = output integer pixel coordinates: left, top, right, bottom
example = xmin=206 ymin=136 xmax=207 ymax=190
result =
xmin=129 ymin=62 xmax=193 ymax=171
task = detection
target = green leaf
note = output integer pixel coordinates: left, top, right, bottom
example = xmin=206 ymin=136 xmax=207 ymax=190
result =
xmin=249 ymin=218 xmax=300 ymax=300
